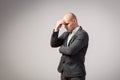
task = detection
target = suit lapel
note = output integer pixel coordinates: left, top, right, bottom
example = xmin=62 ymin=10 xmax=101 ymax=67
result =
xmin=68 ymin=26 xmax=82 ymax=46
xmin=68 ymin=34 xmax=77 ymax=46
xmin=64 ymin=32 xmax=70 ymax=46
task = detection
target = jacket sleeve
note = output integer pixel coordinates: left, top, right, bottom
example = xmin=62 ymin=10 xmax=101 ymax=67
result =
xmin=59 ymin=31 xmax=89 ymax=55
xmin=50 ymin=30 xmax=64 ymax=47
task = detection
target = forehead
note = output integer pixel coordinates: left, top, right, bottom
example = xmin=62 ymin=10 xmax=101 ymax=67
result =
xmin=63 ymin=17 xmax=72 ymax=23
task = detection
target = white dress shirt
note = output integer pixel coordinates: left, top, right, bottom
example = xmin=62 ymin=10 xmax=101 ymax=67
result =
xmin=67 ymin=26 xmax=80 ymax=46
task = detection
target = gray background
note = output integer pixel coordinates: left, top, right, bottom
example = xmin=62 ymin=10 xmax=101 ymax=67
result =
xmin=0 ymin=0 xmax=120 ymax=80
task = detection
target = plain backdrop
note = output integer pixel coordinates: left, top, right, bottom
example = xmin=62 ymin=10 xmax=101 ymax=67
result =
xmin=0 ymin=0 xmax=120 ymax=80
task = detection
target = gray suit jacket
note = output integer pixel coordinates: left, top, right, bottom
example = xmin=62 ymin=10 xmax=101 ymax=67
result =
xmin=50 ymin=26 xmax=89 ymax=77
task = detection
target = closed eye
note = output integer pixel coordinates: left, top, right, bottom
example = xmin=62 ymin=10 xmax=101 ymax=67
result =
xmin=64 ymin=23 xmax=69 ymax=25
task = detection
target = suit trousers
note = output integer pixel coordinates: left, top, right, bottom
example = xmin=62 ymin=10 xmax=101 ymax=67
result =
xmin=61 ymin=73 xmax=85 ymax=80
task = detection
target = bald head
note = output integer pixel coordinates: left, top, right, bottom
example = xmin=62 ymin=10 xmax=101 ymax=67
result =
xmin=63 ymin=12 xmax=77 ymax=21
xmin=62 ymin=12 xmax=78 ymax=32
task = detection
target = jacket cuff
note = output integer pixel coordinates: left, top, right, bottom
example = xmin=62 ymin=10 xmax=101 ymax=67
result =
xmin=52 ymin=29 xmax=59 ymax=37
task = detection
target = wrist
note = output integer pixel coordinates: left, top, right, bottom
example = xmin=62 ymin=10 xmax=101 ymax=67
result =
xmin=54 ymin=28 xmax=59 ymax=32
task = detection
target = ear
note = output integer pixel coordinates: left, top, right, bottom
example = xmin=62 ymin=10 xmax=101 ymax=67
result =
xmin=73 ymin=19 xmax=77 ymax=24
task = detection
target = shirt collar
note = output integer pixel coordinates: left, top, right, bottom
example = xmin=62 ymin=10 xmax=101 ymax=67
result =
xmin=71 ymin=25 xmax=80 ymax=34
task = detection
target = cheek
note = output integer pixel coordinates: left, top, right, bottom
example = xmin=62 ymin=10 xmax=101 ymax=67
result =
xmin=64 ymin=26 xmax=68 ymax=30
xmin=69 ymin=24 xmax=72 ymax=28
xmin=65 ymin=26 xmax=70 ymax=30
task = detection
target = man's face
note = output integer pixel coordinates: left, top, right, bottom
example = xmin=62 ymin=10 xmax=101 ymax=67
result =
xmin=63 ymin=18 xmax=75 ymax=32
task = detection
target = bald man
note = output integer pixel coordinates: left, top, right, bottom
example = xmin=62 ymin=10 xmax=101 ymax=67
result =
xmin=50 ymin=12 xmax=89 ymax=80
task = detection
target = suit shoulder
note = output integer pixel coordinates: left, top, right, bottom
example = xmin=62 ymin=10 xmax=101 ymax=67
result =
xmin=79 ymin=29 xmax=88 ymax=36
xmin=77 ymin=29 xmax=89 ymax=41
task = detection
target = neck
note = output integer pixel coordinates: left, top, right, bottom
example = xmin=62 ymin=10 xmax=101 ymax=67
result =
xmin=69 ymin=25 xmax=78 ymax=32
xmin=74 ymin=24 xmax=78 ymax=29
